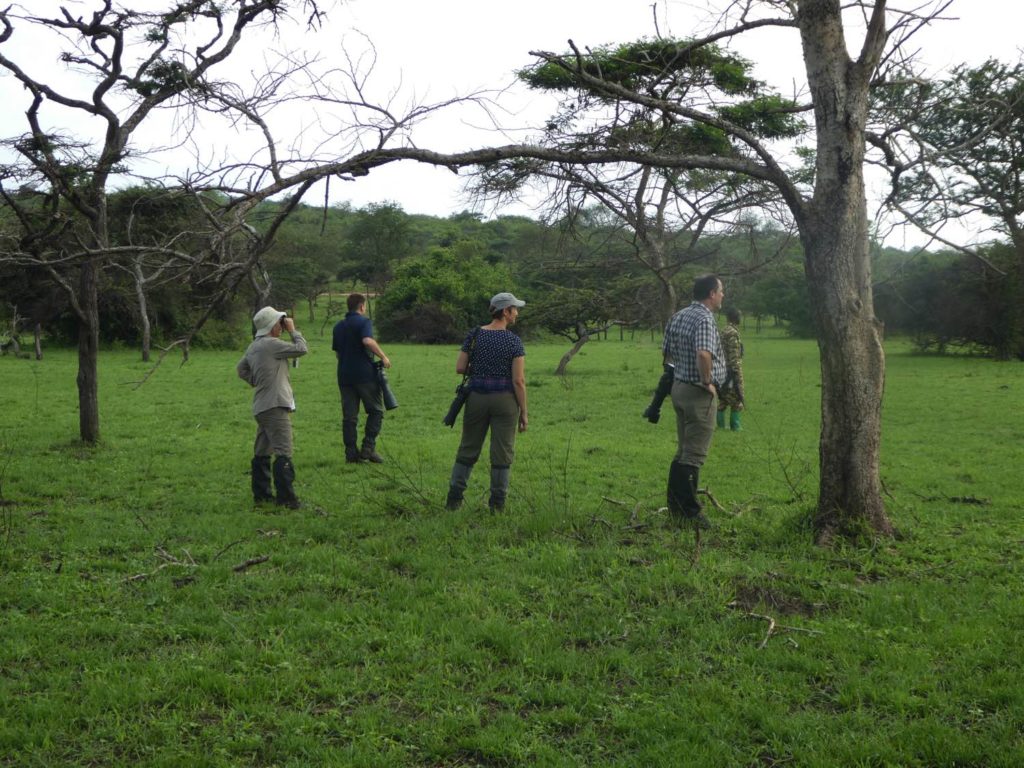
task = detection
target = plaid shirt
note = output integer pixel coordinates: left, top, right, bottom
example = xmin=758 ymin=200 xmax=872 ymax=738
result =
xmin=663 ymin=302 xmax=725 ymax=385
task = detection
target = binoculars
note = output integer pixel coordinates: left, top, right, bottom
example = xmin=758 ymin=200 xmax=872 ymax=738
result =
xmin=375 ymin=361 xmax=399 ymax=410
xmin=642 ymin=363 xmax=675 ymax=423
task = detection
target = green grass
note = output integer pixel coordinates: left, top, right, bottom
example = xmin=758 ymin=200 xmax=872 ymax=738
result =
xmin=1 ymin=322 xmax=1022 ymax=766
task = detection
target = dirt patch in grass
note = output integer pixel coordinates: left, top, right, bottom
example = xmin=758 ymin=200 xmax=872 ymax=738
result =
xmin=731 ymin=576 xmax=825 ymax=617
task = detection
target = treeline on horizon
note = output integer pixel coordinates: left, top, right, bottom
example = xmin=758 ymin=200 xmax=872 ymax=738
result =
xmin=2 ymin=191 xmax=1019 ymax=360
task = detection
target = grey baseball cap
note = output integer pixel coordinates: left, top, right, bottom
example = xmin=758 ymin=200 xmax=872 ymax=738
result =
xmin=489 ymin=292 xmax=526 ymax=311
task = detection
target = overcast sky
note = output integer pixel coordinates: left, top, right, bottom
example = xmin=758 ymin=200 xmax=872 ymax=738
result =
xmin=326 ymin=0 xmax=1024 ymax=230
xmin=2 ymin=0 xmax=1023 ymax=246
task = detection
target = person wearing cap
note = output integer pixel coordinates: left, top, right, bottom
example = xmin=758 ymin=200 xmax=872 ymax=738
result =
xmin=331 ymin=292 xmax=392 ymax=463
xmin=237 ymin=306 xmax=308 ymax=508
xmin=445 ymin=292 xmax=528 ymax=512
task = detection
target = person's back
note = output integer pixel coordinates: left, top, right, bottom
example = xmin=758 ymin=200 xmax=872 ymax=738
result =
xmin=331 ymin=293 xmax=392 ymax=464
xmin=332 ymin=311 xmax=376 ymax=386
xmin=466 ymin=327 xmax=523 ymax=391
xmin=239 ymin=334 xmax=307 ymax=415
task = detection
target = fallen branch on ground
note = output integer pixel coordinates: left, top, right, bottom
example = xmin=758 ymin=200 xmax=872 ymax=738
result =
xmin=123 ymin=548 xmax=198 ymax=583
xmin=233 ymin=555 xmax=270 ymax=573
xmin=727 ymin=602 xmax=824 ymax=649
xmin=698 ymin=487 xmax=725 ymax=511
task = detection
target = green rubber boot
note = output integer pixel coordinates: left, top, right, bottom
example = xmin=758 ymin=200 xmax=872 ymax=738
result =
xmin=716 ymin=410 xmax=726 ymax=429
xmin=729 ymin=410 xmax=742 ymax=431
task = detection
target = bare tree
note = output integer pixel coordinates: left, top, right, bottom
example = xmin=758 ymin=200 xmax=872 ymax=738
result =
xmin=0 ymin=1 xmax=488 ymax=442
xmin=472 ymin=37 xmax=799 ymax=323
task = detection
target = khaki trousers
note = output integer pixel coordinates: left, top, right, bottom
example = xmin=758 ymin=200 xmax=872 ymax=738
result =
xmin=254 ymin=407 xmax=294 ymax=458
xmin=670 ymin=381 xmax=717 ymax=467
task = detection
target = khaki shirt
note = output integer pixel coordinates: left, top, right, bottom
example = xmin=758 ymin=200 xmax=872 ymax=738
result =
xmin=237 ymin=332 xmax=308 ymax=415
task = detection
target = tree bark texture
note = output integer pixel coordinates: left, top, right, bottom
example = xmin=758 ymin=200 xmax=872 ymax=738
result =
xmin=797 ymin=0 xmax=892 ymax=540
xmin=77 ymin=258 xmax=101 ymax=443
xmin=555 ymin=335 xmax=590 ymax=376
xmin=132 ymin=264 xmax=152 ymax=363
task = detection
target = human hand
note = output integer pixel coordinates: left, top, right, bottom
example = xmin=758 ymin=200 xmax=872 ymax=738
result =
xmin=282 ymin=316 xmax=295 ymax=333
xmin=380 ymin=355 xmax=391 ymax=369
xmin=518 ymin=413 xmax=528 ymax=432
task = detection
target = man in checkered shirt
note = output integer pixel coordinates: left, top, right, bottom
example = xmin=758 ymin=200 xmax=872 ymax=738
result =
xmin=662 ymin=274 xmax=726 ymax=530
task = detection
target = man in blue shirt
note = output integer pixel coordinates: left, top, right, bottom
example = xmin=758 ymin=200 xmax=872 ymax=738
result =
xmin=332 ymin=293 xmax=391 ymax=463
xmin=662 ymin=274 xmax=726 ymax=530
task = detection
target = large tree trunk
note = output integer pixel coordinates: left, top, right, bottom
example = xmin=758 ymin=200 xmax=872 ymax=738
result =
xmin=802 ymin=216 xmax=891 ymax=543
xmin=798 ymin=0 xmax=892 ymax=541
xmin=77 ymin=259 xmax=101 ymax=444
xmin=1011 ymin=231 xmax=1024 ymax=360
xmin=658 ymin=279 xmax=678 ymax=326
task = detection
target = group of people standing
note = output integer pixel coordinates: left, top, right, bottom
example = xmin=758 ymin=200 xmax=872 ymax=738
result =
xmin=237 ymin=278 xmax=742 ymax=529
xmin=236 ymin=292 xmax=529 ymax=512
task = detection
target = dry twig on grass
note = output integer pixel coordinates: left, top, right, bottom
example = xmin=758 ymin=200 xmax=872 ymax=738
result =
xmin=600 ymin=497 xmax=651 ymax=529
xmin=727 ymin=602 xmax=824 ymax=649
xmin=698 ymin=487 xmax=725 ymax=512
xmin=233 ymin=555 xmax=270 ymax=573
xmin=123 ymin=548 xmax=198 ymax=583
xmin=213 ymin=539 xmax=247 ymax=562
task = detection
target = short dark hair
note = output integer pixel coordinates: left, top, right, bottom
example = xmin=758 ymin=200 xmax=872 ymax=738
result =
xmin=725 ymin=307 xmax=742 ymax=324
xmin=347 ymin=293 xmax=365 ymax=312
xmin=693 ymin=274 xmax=721 ymax=301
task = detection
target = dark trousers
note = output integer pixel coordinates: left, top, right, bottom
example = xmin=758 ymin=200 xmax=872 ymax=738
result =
xmin=455 ymin=391 xmax=519 ymax=468
xmin=341 ymin=381 xmax=384 ymax=454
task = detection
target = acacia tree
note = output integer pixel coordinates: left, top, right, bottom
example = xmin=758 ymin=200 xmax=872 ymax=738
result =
xmin=397 ymin=0 xmax=950 ymax=542
xmin=475 ymin=38 xmax=801 ymax=324
xmin=872 ymin=58 xmax=1024 ymax=359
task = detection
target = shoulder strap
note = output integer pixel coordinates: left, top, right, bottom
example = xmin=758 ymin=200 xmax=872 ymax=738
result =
xmin=464 ymin=327 xmax=482 ymax=379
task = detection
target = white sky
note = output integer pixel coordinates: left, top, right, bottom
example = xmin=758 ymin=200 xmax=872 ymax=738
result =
xmin=326 ymin=0 xmax=1024 ymax=229
xmin=2 ymin=0 xmax=1022 ymax=245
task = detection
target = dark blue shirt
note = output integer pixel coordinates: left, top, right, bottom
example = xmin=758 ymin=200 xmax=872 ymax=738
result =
xmin=332 ymin=312 xmax=376 ymax=386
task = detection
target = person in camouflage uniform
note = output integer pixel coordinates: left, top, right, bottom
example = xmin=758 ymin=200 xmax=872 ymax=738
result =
xmin=717 ymin=307 xmax=745 ymax=431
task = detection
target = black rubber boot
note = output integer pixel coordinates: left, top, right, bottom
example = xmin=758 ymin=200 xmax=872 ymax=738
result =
xmin=667 ymin=461 xmax=712 ymax=530
xmin=489 ymin=465 xmax=511 ymax=512
xmin=445 ymin=462 xmax=473 ymax=510
xmin=273 ymin=455 xmax=301 ymax=509
xmin=251 ymin=456 xmax=273 ymax=503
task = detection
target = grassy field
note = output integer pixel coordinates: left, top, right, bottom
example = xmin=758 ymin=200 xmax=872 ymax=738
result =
xmin=1 ymin=319 xmax=1022 ymax=767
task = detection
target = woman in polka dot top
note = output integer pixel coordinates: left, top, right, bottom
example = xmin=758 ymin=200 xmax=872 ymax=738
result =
xmin=445 ymin=292 xmax=529 ymax=512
